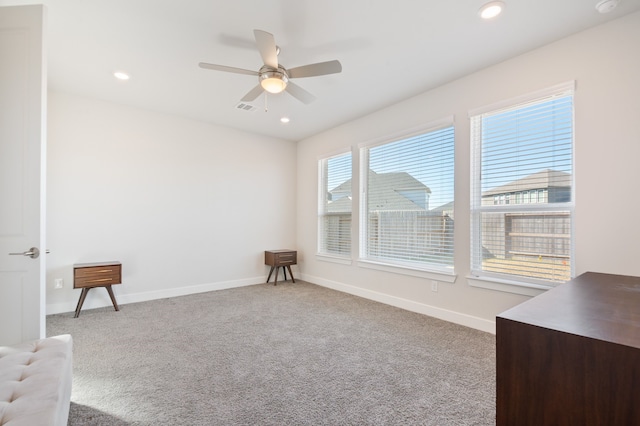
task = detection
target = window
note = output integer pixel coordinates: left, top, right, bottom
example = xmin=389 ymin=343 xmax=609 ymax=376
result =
xmin=318 ymin=151 xmax=352 ymax=257
xmin=360 ymin=121 xmax=455 ymax=272
xmin=470 ymin=82 xmax=574 ymax=286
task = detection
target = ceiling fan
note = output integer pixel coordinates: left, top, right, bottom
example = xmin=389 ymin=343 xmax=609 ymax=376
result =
xmin=199 ymin=29 xmax=342 ymax=105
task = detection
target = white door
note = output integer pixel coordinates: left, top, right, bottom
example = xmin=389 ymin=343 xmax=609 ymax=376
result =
xmin=0 ymin=5 xmax=46 ymax=346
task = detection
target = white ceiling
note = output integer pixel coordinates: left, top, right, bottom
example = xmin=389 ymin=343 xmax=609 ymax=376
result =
xmin=2 ymin=0 xmax=639 ymax=141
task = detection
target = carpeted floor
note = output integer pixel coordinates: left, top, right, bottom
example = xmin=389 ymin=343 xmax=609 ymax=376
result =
xmin=47 ymin=280 xmax=496 ymax=425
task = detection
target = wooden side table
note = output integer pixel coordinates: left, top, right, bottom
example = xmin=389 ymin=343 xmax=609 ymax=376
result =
xmin=265 ymin=250 xmax=296 ymax=285
xmin=73 ymin=261 xmax=122 ymax=318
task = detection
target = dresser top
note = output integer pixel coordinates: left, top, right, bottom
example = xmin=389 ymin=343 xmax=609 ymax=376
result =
xmin=498 ymin=272 xmax=640 ymax=349
xmin=73 ymin=261 xmax=121 ymax=268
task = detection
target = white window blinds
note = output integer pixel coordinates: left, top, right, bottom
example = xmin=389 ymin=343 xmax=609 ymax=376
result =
xmin=360 ymin=124 xmax=455 ymax=270
xmin=318 ymin=152 xmax=352 ymax=257
xmin=470 ymin=84 xmax=574 ymax=285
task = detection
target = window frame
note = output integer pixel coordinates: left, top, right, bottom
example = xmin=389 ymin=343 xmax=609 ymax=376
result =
xmin=468 ymin=81 xmax=576 ymax=293
xmin=357 ymin=117 xmax=456 ymax=281
xmin=317 ymin=149 xmax=354 ymax=264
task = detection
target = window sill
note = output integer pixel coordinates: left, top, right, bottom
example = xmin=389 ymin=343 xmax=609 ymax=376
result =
xmin=358 ymin=259 xmax=456 ymax=283
xmin=466 ymin=275 xmax=551 ymax=297
xmin=316 ymin=253 xmax=353 ymax=265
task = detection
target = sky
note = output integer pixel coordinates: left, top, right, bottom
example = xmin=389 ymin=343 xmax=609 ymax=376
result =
xmin=480 ymin=94 xmax=573 ymax=192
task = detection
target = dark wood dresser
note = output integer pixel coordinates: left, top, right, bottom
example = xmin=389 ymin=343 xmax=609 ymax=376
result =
xmin=496 ymin=272 xmax=640 ymax=425
xmin=265 ymin=250 xmax=296 ymax=285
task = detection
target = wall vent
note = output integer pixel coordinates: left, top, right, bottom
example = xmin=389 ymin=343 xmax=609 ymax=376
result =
xmin=235 ymin=102 xmax=259 ymax=112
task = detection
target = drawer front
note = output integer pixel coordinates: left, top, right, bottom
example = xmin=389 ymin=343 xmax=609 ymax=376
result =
xmin=74 ymin=265 xmax=121 ymax=288
xmin=275 ymin=252 xmax=297 ymax=265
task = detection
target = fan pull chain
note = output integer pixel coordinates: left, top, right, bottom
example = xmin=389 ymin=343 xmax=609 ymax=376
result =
xmin=264 ymin=93 xmax=268 ymax=112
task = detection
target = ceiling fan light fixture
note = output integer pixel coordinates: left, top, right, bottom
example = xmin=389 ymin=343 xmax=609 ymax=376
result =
xmin=260 ymin=71 xmax=288 ymax=94
xmin=479 ymin=1 xmax=505 ymax=19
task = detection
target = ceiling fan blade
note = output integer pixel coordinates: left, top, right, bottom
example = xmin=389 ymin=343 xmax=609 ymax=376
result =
xmin=253 ymin=29 xmax=279 ymax=69
xmin=240 ymin=84 xmax=264 ymax=102
xmin=199 ymin=62 xmax=258 ymax=76
xmin=285 ymin=81 xmax=316 ymax=104
xmin=287 ymin=60 xmax=342 ymax=78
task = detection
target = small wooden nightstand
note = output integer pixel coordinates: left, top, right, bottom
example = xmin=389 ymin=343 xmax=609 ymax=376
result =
xmin=265 ymin=250 xmax=296 ymax=285
xmin=73 ymin=261 xmax=122 ymax=318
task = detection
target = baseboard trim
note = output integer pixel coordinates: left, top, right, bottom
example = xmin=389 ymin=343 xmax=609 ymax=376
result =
xmin=46 ymin=277 xmax=263 ymax=316
xmin=47 ymin=275 xmax=497 ymax=334
xmin=300 ymin=273 xmax=496 ymax=334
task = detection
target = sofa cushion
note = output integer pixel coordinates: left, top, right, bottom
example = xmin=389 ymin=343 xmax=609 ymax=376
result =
xmin=0 ymin=335 xmax=73 ymax=426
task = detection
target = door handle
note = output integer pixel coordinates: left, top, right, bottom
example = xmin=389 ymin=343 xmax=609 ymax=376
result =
xmin=9 ymin=247 xmax=40 ymax=259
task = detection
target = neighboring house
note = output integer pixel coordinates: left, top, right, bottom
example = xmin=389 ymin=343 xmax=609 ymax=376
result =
xmin=364 ymin=171 xmax=431 ymax=211
xmin=480 ymin=169 xmax=571 ymax=261
xmin=481 ymin=169 xmax=571 ymax=206
xmin=432 ymin=200 xmax=454 ymax=220
xmin=325 ymin=171 xmax=453 ymax=262
xmin=327 ymin=170 xmax=431 ymax=210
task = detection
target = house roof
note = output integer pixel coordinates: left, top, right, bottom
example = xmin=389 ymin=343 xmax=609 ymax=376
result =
xmin=482 ymin=169 xmax=571 ymax=197
xmin=431 ymin=201 xmax=455 ymax=219
xmin=327 ymin=171 xmax=430 ymax=213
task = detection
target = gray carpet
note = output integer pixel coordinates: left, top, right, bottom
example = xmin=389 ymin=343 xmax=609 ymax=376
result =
xmin=47 ymin=281 xmax=496 ymax=425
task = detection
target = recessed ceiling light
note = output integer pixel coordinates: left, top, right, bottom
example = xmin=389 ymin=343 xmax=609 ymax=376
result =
xmin=280 ymin=117 xmax=290 ymax=124
xmin=113 ymin=71 xmax=130 ymax=81
xmin=479 ymin=1 xmax=505 ymax=19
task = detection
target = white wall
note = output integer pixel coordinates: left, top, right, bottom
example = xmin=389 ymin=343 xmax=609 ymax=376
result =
xmin=296 ymin=12 xmax=640 ymax=333
xmin=46 ymin=92 xmax=296 ymax=314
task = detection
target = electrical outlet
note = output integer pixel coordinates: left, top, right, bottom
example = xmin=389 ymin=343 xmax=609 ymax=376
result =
xmin=431 ymin=280 xmax=438 ymax=292
xmin=54 ymin=278 xmax=64 ymax=289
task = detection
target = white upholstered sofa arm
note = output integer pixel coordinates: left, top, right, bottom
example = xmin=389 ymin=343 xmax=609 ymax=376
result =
xmin=0 ymin=334 xmax=73 ymax=426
